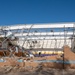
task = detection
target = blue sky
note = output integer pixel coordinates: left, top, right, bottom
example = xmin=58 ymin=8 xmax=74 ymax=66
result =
xmin=0 ymin=0 xmax=75 ymax=25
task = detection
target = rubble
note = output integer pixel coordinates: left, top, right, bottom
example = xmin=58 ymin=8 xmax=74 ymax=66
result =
xmin=4 ymin=66 xmax=13 ymax=73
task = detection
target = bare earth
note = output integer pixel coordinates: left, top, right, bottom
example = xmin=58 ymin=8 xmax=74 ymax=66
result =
xmin=0 ymin=65 xmax=75 ymax=75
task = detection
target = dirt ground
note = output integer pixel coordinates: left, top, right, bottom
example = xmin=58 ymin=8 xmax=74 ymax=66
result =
xmin=0 ymin=67 xmax=75 ymax=75
xmin=0 ymin=46 xmax=75 ymax=75
xmin=0 ymin=62 xmax=75 ymax=75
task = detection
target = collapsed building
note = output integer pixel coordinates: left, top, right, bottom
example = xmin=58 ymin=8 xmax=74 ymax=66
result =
xmin=0 ymin=22 xmax=75 ymax=57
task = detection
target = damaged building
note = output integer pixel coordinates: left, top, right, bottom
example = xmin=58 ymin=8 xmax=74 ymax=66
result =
xmin=0 ymin=22 xmax=75 ymax=57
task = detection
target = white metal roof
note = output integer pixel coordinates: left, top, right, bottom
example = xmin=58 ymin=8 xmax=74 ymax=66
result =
xmin=0 ymin=23 xmax=74 ymax=30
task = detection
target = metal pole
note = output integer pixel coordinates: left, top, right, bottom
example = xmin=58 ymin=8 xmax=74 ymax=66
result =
xmin=42 ymin=38 xmax=45 ymax=48
xmin=49 ymin=30 xmax=54 ymax=48
xmin=64 ymin=26 xmax=67 ymax=46
xmin=73 ymin=24 xmax=75 ymax=50
xmin=63 ymin=26 xmax=65 ymax=69
xmin=22 ymin=24 xmax=34 ymax=47
xmin=45 ymin=30 xmax=48 ymax=48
